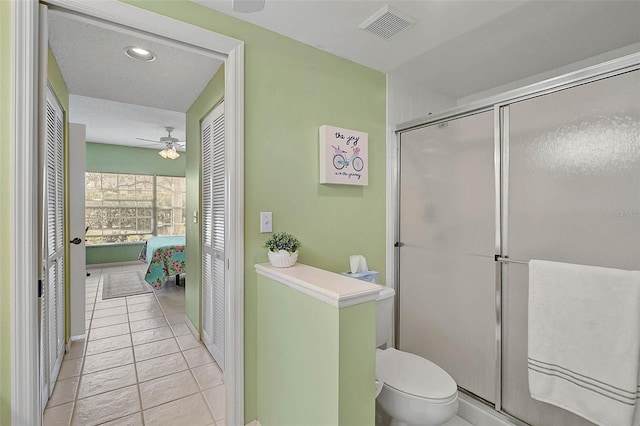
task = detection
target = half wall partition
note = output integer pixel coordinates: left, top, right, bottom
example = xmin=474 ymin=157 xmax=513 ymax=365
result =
xmin=396 ymin=57 xmax=640 ymax=425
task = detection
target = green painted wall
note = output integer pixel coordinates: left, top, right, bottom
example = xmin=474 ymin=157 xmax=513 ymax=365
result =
xmin=86 ymin=142 xmax=186 ymax=176
xmin=339 ymin=301 xmax=376 ymax=425
xmin=123 ymin=2 xmax=386 ymax=420
xmin=0 ymin=2 xmax=11 ymax=423
xmin=257 ymin=274 xmax=375 ymax=426
xmin=86 ymin=244 xmax=146 ymax=265
xmin=185 ymin=66 xmax=225 ymax=328
xmin=85 ymin=142 xmax=186 ymax=265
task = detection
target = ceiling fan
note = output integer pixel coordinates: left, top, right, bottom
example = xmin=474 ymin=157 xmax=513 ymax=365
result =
xmin=136 ymin=126 xmax=185 ymax=159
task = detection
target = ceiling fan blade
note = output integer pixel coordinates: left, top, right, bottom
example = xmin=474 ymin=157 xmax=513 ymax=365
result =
xmin=135 ymin=137 xmax=161 ymax=143
xmin=136 ymin=142 xmax=164 ymax=148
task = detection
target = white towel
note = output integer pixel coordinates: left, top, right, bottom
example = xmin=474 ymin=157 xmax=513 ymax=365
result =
xmin=528 ymin=260 xmax=640 ymax=426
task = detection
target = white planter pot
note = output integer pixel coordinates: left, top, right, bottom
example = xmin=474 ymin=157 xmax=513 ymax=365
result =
xmin=267 ymin=250 xmax=299 ymax=268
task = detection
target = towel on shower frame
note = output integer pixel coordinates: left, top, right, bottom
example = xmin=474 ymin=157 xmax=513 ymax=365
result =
xmin=528 ymin=260 xmax=640 ymax=426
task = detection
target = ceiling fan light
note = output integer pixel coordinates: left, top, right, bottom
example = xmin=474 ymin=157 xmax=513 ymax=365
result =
xmin=166 ymin=148 xmax=180 ymax=160
xmin=159 ymin=146 xmax=180 ymax=160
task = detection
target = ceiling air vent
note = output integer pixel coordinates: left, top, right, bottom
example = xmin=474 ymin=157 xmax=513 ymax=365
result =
xmin=359 ymin=5 xmax=417 ymax=40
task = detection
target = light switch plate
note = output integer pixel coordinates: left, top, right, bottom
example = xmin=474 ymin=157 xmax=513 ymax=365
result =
xmin=260 ymin=212 xmax=272 ymax=233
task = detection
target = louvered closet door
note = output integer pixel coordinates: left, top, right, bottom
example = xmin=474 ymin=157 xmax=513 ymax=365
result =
xmin=41 ymin=87 xmax=66 ymax=407
xmin=201 ymin=101 xmax=226 ymax=370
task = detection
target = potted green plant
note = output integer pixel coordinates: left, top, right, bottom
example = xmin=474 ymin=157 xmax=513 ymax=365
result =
xmin=264 ymin=232 xmax=301 ymax=268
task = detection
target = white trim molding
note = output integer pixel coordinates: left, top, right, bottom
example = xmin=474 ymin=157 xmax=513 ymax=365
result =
xmin=225 ymin=42 xmax=246 ymax=424
xmin=12 ymin=1 xmax=246 ymax=425
xmin=255 ymin=263 xmax=382 ymax=308
xmin=11 ymin=1 xmax=41 ymax=424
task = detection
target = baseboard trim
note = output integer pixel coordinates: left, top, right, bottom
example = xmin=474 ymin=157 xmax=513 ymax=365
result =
xmin=185 ymin=314 xmax=200 ymax=340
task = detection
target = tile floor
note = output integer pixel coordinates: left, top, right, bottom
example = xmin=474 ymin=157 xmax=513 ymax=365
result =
xmin=43 ymin=263 xmax=226 ymax=426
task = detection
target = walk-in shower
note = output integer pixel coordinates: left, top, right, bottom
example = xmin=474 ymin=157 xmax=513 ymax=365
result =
xmin=395 ymin=55 xmax=640 ymax=425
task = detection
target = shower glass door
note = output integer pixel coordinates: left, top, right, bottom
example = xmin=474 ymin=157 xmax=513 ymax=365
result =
xmin=398 ymin=110 xmax=497 ymax=403
xmin=502 ymin=69 xmax=640 ymax=425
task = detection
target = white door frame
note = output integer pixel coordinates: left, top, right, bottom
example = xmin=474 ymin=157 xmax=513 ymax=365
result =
xmin=10 ymin=1 xmax=245 ymax=425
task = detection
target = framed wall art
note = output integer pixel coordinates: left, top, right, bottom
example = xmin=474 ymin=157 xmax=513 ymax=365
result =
xmin=319 ymin=125 xmax=368 ymax=186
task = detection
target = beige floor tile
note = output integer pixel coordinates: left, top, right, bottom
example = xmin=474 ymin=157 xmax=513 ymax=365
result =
xmin=92 ymin=306 xmax=128 ymax=319
xmin=161 ymin=306 xmax=185 ymax=317
xmin=129 ymin=317 xmax=168 ymax=333
xmin=202 ymin=385 xmax=226 ymax=421
xmin=89 ymin=322 xmax=130 ymax=341
xmin=83 ymin=347 xmax=134 ymax=374
xmin=127 ymin=301 xmax=160 ymax=313
xmin=176 ymin=333 xmax=202 ymax=351
xmin=142 ymin=393 xmax=213 ymax=426
xmin=57 ymin=358 xmax=83 ymax=380
xmin=131 ymin=326 xmax=174 ymax=346
xmin=65 ymin=340 xmax=86 ymax=360
xmin=91 ymin=314 xmax=128 ymax=329
xmin=77 ymin=363 xmax=137 ymax=399
xmin=72 ymin=384 xmax=140 ymax=426
xmin=183 ymin=347 xmax=214 ymax=369
xmin=43 ymin=401 xmax=73 ymax=426
xmin=170 ymin=322 xmax=191 ymax=336
xmin=134 ymin=338 xmax=180 ymax=362
xmin=94 ymin=299 xmax=127 ymax=310
xmin=47 ymin=376 xmax=79 ymax=408
xmin=166 ymin=313 xmax=186 ymax=325
xmin=136 ymin=352 xmax=188 ymax=383
xmin=85 ymin=333 xmax=131 ymax=356
xmin=100 ymin=412 xmax=144 ymax=426
xmin=139 ymin=369 xmax=200 ymax=409
xmin=126 ymin=293 xmax=156 ymax=305
xmin=128 ymin=309 xmax=164 ymax=322
xmin=192 ymin=363 xmax=224 ymax=390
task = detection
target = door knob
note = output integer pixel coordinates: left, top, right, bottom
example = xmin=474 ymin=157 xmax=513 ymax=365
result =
xmin=70 ymin=237 xmax=82 ymax=245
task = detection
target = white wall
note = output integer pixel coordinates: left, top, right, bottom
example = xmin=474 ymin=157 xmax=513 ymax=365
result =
xmin=458 ymin=42 xmax=640 ymax=105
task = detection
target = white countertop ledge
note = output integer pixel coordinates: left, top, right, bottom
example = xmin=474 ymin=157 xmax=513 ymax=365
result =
xmin=255 ymin=263 xmax=382 ymax=308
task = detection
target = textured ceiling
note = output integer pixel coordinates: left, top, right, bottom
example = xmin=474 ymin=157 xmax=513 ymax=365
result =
xmin=48 ymin=10 xmax=223 ymax=150
xmin=69 ymin=96 xmax=186 ymax=150
xmin=195 ymin=0 xmax=640 ymax=98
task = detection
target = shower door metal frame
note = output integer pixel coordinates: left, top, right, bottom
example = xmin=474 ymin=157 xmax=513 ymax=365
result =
xmin=393 ymin=52 xmax=640 ymax=421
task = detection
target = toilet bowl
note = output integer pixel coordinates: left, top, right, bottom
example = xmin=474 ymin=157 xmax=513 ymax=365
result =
xmin=375 ymin=287 xmax=458 ymax=426
xmin=376 ymin=348 xmax=458 ymax=426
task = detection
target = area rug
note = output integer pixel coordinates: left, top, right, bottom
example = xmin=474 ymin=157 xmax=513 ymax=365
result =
xmin=102 ymin=271 xmax=153 ymax=299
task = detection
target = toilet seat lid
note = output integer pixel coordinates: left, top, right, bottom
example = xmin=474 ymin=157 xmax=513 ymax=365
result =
xmin=376 ymin=348 xmax=457 ymax=400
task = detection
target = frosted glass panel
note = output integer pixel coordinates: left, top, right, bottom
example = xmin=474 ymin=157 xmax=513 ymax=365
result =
xmin=503 ymin=70 xmax=640 ymax=425
xmin=508 ymin=70 xmax=640 ymax=270
xmin=399 ymin=111 xmax=496 ymax=402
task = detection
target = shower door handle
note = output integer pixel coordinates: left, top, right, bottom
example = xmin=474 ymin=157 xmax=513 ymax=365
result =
xmin=494 ymin=255 xmax=528 ymax=265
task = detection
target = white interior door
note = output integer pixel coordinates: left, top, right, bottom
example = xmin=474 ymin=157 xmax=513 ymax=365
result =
xmin=68 ymin=123 xmax=86 ymax=338
xmin=41 ymin=86 xmax=66 ymax=408
xmin=201 ymin=102 xmax=226 ymax=370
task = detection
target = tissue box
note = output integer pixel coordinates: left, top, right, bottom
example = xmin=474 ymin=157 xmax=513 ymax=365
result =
xmin=340 ymin=270 xmax=380 ymax=284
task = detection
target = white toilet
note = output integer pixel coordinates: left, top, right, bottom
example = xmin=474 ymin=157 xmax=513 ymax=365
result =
xmin=375 ymin=287 xmax=458 ymax=426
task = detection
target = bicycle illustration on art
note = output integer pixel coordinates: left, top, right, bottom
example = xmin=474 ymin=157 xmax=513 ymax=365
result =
xmin=319 ymin=124 xmax=368 ymax=186
xmin=332 ymin=145 xmax=364 ymax=172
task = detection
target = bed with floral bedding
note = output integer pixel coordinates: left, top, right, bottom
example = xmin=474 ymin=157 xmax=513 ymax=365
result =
xmin=138 ymin=235 xmax=186 ymax=289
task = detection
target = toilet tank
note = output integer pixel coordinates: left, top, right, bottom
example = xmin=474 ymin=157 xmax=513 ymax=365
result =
xmin=376 ymin=286 xmax=395 ymax=348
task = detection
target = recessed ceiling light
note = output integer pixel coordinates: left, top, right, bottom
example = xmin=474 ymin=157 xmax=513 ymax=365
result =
xmin=123 ymin=46 xmax=157 ymax=62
